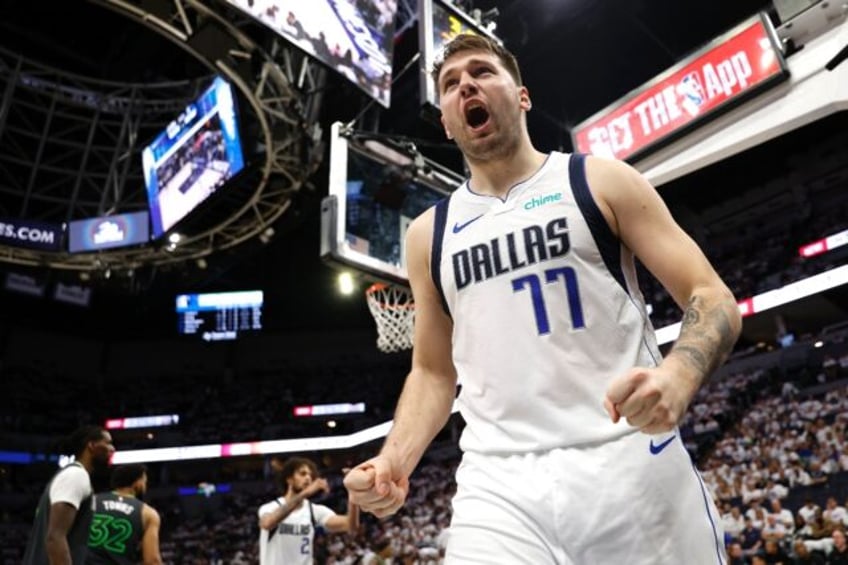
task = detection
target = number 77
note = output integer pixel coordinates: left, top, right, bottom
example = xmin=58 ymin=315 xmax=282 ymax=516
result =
xmin=511 ymin=267 xmax=585 ymax=335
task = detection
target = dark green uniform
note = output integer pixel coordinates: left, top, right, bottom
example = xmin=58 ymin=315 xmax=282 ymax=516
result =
xmin=85 ymin=492 xmax=144 ymax=564
xmin=22 ymin=462 xmax=94 ymax=564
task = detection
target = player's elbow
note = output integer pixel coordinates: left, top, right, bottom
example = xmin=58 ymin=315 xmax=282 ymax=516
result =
xmin=45 ymin=528 xmax=64 ymax=548
xmin=717 ymin=284 xmax=743 ymax=336
xmin=697 ymin=282 xmax=742 ymax=334
xmin=143 ymin=556 xmax=164 ymax=565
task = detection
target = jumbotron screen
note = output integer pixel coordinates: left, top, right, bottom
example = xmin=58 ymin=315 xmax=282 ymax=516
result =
xmin=142 ymin=76 xmax=245 ymax=239
xmin=224 ymin=0 xmax=397 ymax=107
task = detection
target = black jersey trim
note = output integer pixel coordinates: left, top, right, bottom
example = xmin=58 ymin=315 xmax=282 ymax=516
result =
xmin=569 ymin=153 xmax=628 ymax=293
xmin=431 ymin=198 xmax=451 ymax=318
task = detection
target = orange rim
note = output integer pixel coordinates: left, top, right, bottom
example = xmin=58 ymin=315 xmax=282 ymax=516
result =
xmin=366 ymin=282 xmax=389 ymax=294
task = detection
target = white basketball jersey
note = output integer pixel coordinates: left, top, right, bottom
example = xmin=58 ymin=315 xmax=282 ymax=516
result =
xmin=431 ymin=152 xmax=662 ymax=453
xmin=257 ymin=500 xmax=334 ymax=565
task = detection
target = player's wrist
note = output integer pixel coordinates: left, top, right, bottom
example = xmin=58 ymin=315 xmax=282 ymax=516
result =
xmin=376 ymin=449 xmax=414 ymax=480
xmin=659 ymin=355 xmax=702 ymax=391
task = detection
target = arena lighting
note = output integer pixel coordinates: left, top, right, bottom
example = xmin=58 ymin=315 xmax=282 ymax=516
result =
xmin=337 ymin=272 xmax=356 ymax=296
xmin=105 ymin=414 xmax=180 ymax=430
xmin=798 ymin=228 xmax=848 ymax=258
xmin=293 ymin=402 xmax=365 ymax=417
xmin=110 ymin=419 xmax=395 ymax=464
xmin=655 ymin=264 xmax=848 ymax=344
xmin=0 ymin=450 xmax=58 ymax=464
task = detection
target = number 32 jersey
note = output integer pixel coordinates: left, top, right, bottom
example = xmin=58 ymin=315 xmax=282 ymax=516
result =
xmin=431 ymin=152 xmax=663 ymax=454
xmin=86 ymin=492 xmax=143 ymax=565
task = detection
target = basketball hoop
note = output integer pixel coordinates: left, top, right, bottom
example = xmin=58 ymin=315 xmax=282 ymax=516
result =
xmin=365 ymin=282 xmax=415 ymax=353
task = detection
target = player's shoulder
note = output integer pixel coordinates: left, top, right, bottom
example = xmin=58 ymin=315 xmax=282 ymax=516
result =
xmin=257 ymin=499 xmax=278 ymax=516
xmin=312 ymin=502 xmax=335 ymax=513
xmin=55 ymin=463 xmax=90 ymax=485
xmin=584 ymin=155 xmax=644 ymax=188
xmin=408 ymin=203 xmax=438 ymax=233
xmin=405 ymin=204 xmax=439 ymax=254
xmin=48 ymin=464 xmax=92 ymax=505
xmin=583 ymin=154 xmax=640 ymax=185
xmin=583 ymin=154 xmax=656 ymax=207
xmin=142 ymin=503 xmax=161 ymax=520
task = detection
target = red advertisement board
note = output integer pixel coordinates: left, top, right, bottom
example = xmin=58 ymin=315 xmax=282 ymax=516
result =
xmin=571 ymin=15 xmax=788 ymax=161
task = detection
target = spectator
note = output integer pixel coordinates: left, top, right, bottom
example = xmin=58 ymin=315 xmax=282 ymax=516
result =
xmin=792 ymin=538 xmax=826 ymax=564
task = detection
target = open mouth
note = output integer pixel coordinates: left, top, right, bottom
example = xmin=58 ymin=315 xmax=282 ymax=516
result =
xmin=465 ymin=104 xmax=490 ymax=129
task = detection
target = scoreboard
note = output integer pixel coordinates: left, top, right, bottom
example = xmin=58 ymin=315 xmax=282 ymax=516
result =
xmin=176 ymin=290 xmax=263 ymax=341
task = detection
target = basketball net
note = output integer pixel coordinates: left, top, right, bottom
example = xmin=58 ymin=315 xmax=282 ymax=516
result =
xmin=365 ymin=282 xmax=415 ymax=353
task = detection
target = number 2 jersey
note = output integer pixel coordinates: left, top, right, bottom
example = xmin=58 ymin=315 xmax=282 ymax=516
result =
xmin=257 ymin=500 xmax=335 ymax=565
xmin=431 ymin=152 xmax=663 ymax=454
xmin=86 ymin=492 xmax=143 ymax=565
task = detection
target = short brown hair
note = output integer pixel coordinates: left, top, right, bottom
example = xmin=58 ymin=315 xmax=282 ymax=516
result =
xmin=431 ymin=33 xmax=522 ymax=90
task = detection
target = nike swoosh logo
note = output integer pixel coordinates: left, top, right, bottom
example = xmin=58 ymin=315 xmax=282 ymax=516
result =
xmin=452 ymin=214 xmax=484 ymax=234
xmin=649 ymin=435 xmax=676 ymax=455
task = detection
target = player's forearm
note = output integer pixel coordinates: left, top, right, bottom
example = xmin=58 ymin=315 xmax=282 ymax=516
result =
xmin=380 ymin=368 xmax=456 ymax=478
xmin=347 ymin=503 xmax=360 ymax=533
xmin=142 ymin=554 xmax=164 ymax=565
xmin=141 ymin=537 xmax=163 ymax=565
xmin=259 ymin=498 xmax=294 ymax=530
xmin=665 ymin=286 xmax=741 ymax=392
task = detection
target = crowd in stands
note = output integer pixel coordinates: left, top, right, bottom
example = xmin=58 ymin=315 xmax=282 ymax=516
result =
xmin=0 ymin=350 xmax=409 ymax=453
xmin=643 ymin=128 xmax=848 ymax=328
xmin=1 ymin=329 xmax=847 ymax=563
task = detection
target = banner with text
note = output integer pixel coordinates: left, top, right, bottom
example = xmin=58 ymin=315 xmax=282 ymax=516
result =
xmin=571 ymin=15 xmax=788 ymax=161
xmin=0 ymin=217 xmax=64 ymax=251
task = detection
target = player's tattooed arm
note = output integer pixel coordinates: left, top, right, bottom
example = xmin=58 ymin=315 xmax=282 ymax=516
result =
xmin=668 ymin=294 xmax=739 ymax=382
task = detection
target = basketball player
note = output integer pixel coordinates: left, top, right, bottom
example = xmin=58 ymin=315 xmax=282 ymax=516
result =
xmin=23 ymin=425 xmax=115 ymax=564
xmin=86 ymin=464 xmax=162 ymax=565
xmin=344 ymin=33 xmax=741 ymax=564
xmin=258 ymin=456 xmax=359 ymax=565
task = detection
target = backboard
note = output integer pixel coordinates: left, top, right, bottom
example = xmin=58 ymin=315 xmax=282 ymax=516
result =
xmin=320 ymin=122 xmax=464 ymax=284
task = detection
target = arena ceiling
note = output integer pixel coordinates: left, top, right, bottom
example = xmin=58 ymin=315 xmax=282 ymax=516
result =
xmin=4 ymin=0 xmax=846 ymax=345
xmin=0 ymin=0 xmax=775 ymax=158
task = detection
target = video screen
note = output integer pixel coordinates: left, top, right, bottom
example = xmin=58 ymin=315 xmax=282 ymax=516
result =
xmin=176 ymin=290 xmax=263 ymax=341
xmin=419 ymin=0 xmax=500 ymax=111
xmin=225 ymin=0 xmax=397 ymax=108
xmin=142 ymin=76 xmax=245 ymax=239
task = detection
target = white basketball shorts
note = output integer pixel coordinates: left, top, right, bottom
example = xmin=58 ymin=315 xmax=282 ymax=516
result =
xmin=444 ymin=430 xmax=726 ymax=564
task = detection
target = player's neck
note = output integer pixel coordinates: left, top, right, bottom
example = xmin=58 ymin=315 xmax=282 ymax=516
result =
xmin=466 ymin=142 xmax=547 ymax=198
xmin=75 ymin=454 xmax=95 ymax=474
xmin=113 ymin=488 xmax=136 ymax=498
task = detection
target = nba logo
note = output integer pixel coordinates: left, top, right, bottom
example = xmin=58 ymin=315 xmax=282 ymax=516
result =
xmin=678 ymin=71 xmax=705 ymax=117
